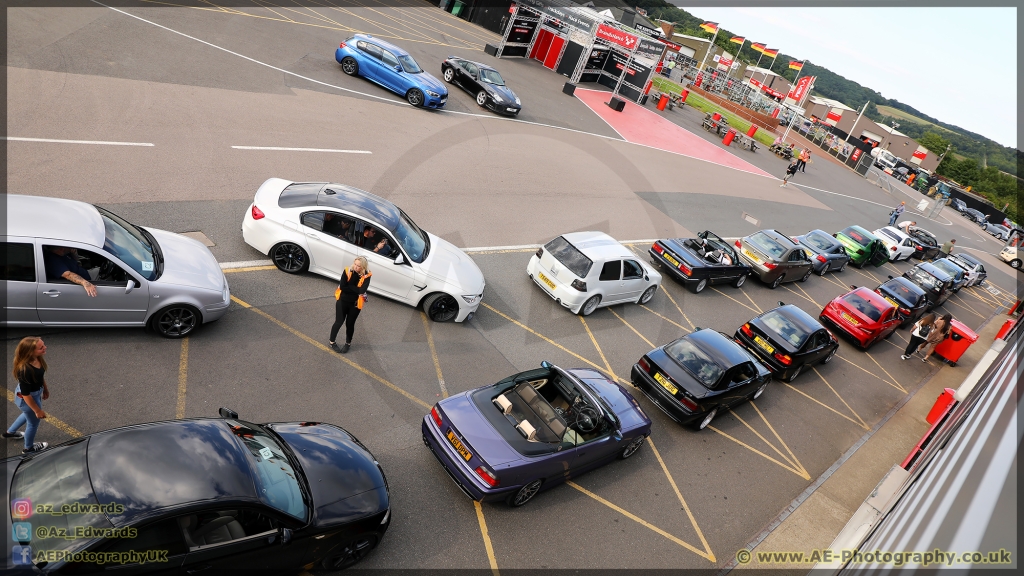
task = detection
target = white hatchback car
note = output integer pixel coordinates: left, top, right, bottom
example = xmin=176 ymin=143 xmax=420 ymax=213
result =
xmin=527 ymin=232 xmax=661 ymax=316
xmin=242 ymin=178 xmax=484 ymax=322
xmin=873 ymin=226 xmax=917 ymax=262
xmin=3 ymin=195 xmax=230 ymax=338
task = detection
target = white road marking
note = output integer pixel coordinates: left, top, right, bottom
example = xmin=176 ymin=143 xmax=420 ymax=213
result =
xmin=4 ymin=136 xmax=154 ymax=147
xmin=231 ymin=146 xmax=371 ymax=154
xmin=791 ymin=183 xmax=953 ymax=226
xmin=221 ymin=260 xmax=272 ymax=269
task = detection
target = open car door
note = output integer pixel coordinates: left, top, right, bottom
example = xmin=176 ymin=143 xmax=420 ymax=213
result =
xmin=868 ymin=240 xmax=890 ymax=267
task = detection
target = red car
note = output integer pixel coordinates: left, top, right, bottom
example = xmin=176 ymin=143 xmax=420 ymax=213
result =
xmin=819 ymin=287 xmax=904 ymax=349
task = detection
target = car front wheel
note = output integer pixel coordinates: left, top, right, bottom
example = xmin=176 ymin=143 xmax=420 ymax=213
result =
xmin=476 ymin=90 xmax=488 ymax=107
xmin=801 ymin=268 xmax=812 ymax=282
xmin=638 ymin=285 xmax=657 ymax=304
xmin=271 ymin=243 xmax=309 ymax=274
xmin=406 ymin=88 xmax=424 ymax=107
xmin=151 ymin=305 xmax=200 ymax=339
xmin=320 ymin=535 xmax=378 ymax=570
xmin=822 ymin=346 xmax=836 ymax=364
xmin=733 ymin=274 xmax=746 ymax=288
xmin=619 ymin=435 xmax=646 ymax=459
xmin=838 ymin=260 xmax=847 ymax=272
xmin=1011 ymin=259 xmax=1022 ymax=269
xmin=750 ymin=380 xmax=768 ymax=400
xmin=341 ymin=57 xmax=359 ymax=76
xmin=508 ymin=480 xmax=542 ymax=507
xmin=423 ymin=293 xmax=459 ymax=322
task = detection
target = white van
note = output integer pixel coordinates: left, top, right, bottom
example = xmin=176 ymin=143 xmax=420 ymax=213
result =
xmin=871 ymin=148 xmax=899 ymax=171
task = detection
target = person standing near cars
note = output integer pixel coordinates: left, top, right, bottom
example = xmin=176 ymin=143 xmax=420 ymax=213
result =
xmin=888 ymin=201 xmax=906 ymax=226
xmin=917 ymin=314 xmax=952 ymax=362
xmin=896 ymin=220 xmax=917 ymax=234
xmin=939 ymin=238 xmax=956 ymax=259
xmin=780 ymin=159 xmax=799 ymax=188
xmin=329 ymin=257 xmax=371 ymax=354
xmin=902 ymin=313 xmax=935 ymax=360
xmin=4 ymin=337 xmax=51 ymax=453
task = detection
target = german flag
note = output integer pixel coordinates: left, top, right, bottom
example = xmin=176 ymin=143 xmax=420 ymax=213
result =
xmin=730 ymin=36 xmax=745 ymax=44
xmin=789 ymin=60 xmax=803 ymax=70
xmin=699 ymin=21 xmax=718 ymax=33
xmin=762 ymin=47 xmax=779 ymax=57
xmin=751 ymin=42 xmax=766 ymax=53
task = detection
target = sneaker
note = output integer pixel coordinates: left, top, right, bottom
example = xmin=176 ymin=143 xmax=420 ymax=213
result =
xmin=329 ymin=341 xmax=341 ymax=353
xmin=340 ymin=343 xmax=350 ymax=354
xmin=922 ymin=355 xmax=929 ymax=362
xmin=3 ymin=431 xmax=24 ymax=439
xmin=23 ymin=442 xmax=49 ymax=453
xmin=901 ymin=354 xmax=910 ymax=360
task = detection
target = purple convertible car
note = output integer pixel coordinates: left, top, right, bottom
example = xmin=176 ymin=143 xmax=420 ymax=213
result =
xmin=423 ymin=361 xmax=652 ymax=507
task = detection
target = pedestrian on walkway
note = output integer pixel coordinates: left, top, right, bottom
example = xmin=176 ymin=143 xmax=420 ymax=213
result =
xmin=798 ymin=149 xmax=811 ymax=172
xmin=780 ymin=159 xmax=799 ymax=188
xmin=939 ymin=239 xmax=956 ymax=259
xmin=329 ymin=257 xmax=372 ymax=354
xmin=4 ymin=337 xmax=51 ymax=453
xmin=888 ymin=201 xmax=906 ymax=226
xmin=917 ymin=313 xmax=952 ymax=362
xmin=902 ymin=313 xmax=935 ymax=360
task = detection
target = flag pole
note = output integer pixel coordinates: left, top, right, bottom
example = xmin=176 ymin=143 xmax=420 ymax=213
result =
xmin=780 ymin=61 xmax=805 ymax=142
xmin=730 ymin=38 xmax=745 ymax=81
xmin=697 ymin=26 xmax=719 ymax=80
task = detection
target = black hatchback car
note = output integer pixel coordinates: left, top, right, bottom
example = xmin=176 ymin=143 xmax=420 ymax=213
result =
xmin=876 ymin=276 xmax=929 ymax=327
xmin=632 ymin=329 xmax=772 ymax=430
xmin=903 ymin=262 xmax=954 ymax=310
xmin=649 ymin=230 xmax=750 ymax=293
xmin=6 ymin=410 xmax=390 ymax=574
xmin=734 ymin=303 xmax=839 ymax=382
xmin=794 ymin=229 xmax=850 ymax=276
xmin=906 ymin=227 xmax=942 ymax=260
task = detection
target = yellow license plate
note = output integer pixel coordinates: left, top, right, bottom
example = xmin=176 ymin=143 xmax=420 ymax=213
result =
xmin=446 ymin=429 xmax=472 ymax=462
xmin=663 ymin=253 xmax=680 ymax=267
xmin=537 ymin=271 xmax=556 ymax=290
xmin=884 ymin=297 xmax=900 ymax=309
xmin=653 ymin=372 xmax=678 ymax=395
xmin=841 ymin=312 xmax=860 ymax=325
xmin=754 ymin=335 xmax=775 ymax=354
xmin=743 ymin=249 xmax=762 ymax=264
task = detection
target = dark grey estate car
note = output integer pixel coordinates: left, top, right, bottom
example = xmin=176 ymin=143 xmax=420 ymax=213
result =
xmin=795 ymin=229 xmax=850 ymax=276
xmin=736 ymin=230 xmax=815 ymax=288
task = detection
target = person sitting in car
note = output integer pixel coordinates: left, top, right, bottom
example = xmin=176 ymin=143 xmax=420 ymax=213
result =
xmin=362 ymin=227 xmax=393 ymax=258
xmin=323 ymin=213 xmax=354 ymax=243
xmin=43 ymin=246 xmax=98 ymax=297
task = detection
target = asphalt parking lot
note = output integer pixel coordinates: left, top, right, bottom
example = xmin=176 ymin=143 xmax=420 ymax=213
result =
xmin=6 ymin=3 xmax=1020 ymax=573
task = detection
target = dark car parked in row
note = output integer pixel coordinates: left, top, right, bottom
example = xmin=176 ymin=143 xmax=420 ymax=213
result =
xmin=794 ymin=229 xmax=850 ymax=276
xmin=649 ymin=230 xmax=750 ymax=293
xmin=906 ymin=227 xmax=942 ymax=260
xmin=441 ymin=56 xmax=521 ymax=116
xmin=931 ymin=258 xmax=968 ymax=293
xmin=423 ymin=362 xmax=651 ymax=507
xmin=734 ymin=303 xmax=839 ymax=382
xmin=736 ymin=230 xmax=815 ymax=289
xmin=5 ymin=409 xmax=390 ymax=574
xmin=903 ymin=262 xmax=954 ymax=309
xmin=632 ymin=329 xmax=772 ymax=430
xmin=876 ymin=276 xmax=930 ymax=327
xmin=961 ymin=207 xmax=987 ymax=225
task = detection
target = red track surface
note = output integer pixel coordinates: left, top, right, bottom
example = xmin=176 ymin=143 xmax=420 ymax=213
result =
xmin=574 ymin=88 xmax=774 ymax=178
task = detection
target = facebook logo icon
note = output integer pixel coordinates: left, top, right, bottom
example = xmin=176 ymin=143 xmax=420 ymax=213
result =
xmin=12 ymin=545 xmax=33 ymax=566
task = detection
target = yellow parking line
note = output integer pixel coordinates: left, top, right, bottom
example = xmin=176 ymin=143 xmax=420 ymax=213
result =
xmin=660 ymin=284 xmax=698 ymax=330
xmin=639 ymin=305 xmax=691 ymax=334
xmin=735 ymin=403 xmax=809 ymax=478
xmin=948 ymin=293 xmax=986 ymax=319
xmin=567 ymin=481 xmax=714 ymax=562
xmin=420 ymin=312 xmax=448 ymax=398
xmin=739 ymin=287 xmax=764 ymax=313
xmin=834 ymin=354 xmax=902 ymax=391
xmin=708 ymin=424 xmax=810 ymax=479
xmin=782 ymin=383 xmax=869 ymax=430
xmin=864 ymin=352 xmax=906 ymax=393
xmin=710 ymin=287 xmax=759 ymax=315
xmin=223 ymin=265 xmax=276 ymax=273
xmin=810 ymin=368 xmax=868 ymax=429
xmin=609 ymin=308 xmax=655 ymax=348
xmin=965 ymin=286 xmax=1000 ymax=308
xmin=580 ymin=317 xmax=619 ymax=381
xmin=6 ymin=390 xmax=82 ymax=438
xmin=885 ymin=262 xmax=902 ymax=276
xmin=230 ymin=296 xmax=431 ymax=409
xmin=176 ymin=337 xmax=189 ymax=419
xmin=851 ymin=266 xmax=882 ymax=284
xmin=780 ymin=284 xmax=816 ymax=307
xmin=473 ymin=502 xmax=500 ymax=576
xmin=792 ymin=282 xmax=822 ymax=309
xmin=647 ymin=437 xmax=716 ymax=562
xmin=820 ymin=271 xmax=852 ymax=292
xmin=479 ymin=303 xmax=605 ymax=373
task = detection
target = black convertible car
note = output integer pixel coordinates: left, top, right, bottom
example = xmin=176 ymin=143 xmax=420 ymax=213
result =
xmin=6 ymin=409 xmax=389 ymax=574
xmin=649 ymin=231 xmax=750 ymax=293
xmin=632 ymin=329 xmax=772 ymax=430
xmin=441 ymin=56 xmax=521 ymax=116
xmin=876 ymin=276 xmax=929 ymax=327
xmin=734 ymin=303 xmax=839 ymax=382
xmin=907 ymin=227 xmax=942 ymax=260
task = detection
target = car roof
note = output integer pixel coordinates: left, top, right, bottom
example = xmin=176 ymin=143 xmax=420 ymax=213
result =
xmin=932 ymin=258 xmax=963 ymax=275
xmin=561 ymin=231 xmax=633 ymax=260
xmin=846 ymin=287 xmax=892 ymax=307
xmin=451 ymin=56 xmax=498 ymax=73
xmin=877 ymin=226 xmax=909 ymax=240
xmin=760 ymin=304 xmax=824 ymax=333
xmin=87 ymin=420 xmax=257 ymax=527
xmin=6 ymin=195 xmax=105 ymax=247
xmin=951 ymin=253 xmax=980 ymax=266
xmin=840 ymin=225 xmax=876 ymax=242
xmin=916 ymin=262 xmax=953 ymax=281
xmin=353 ymin=33 xmax=409 ymax=57
xmin=689 ymin=329 xmax=752 ymax=368
xmin=279 ymin=182 xmax=404 ymax=231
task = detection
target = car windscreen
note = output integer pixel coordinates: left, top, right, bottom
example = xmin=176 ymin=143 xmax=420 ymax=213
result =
xmin=759 ymin=310 xmax=810 ymax=348
xmin=747 ymin=232 xmax=788 ymax=260
xmin=664 ymin=338 xmax=724 ymax=388
xmin=227 ymin=421 xmax=308 ymax=521
xmin=906 ymin=268 xmax=942 ymax=291
xmin=506 ymin=383 xmax=566 ymax=443
xmin=703 ymin=232 xmax=736 ymax=257
xmin=544 ymin=236 xmax=593 ymax=278
xmin=839 ymin=227 xmax=871 ymax=246
xmin=398 ymin=54 xmax=422 ymax=73
xmin=480 ymin=68 xmax=505 ymax=85
xmin=842 ymin=292 xmax=885 ymax=322
xmin=932 ymin=261 xmax=961 ymax=279
xmin=802 ymin=231 xmax=835 ymax=252
xmin=393 ymin=210 xmax=429 ymax=263
xmin=96 ymin=206 xmax=158 ymax=281
xmin=10 ymin=440 xmax=113 ymax=557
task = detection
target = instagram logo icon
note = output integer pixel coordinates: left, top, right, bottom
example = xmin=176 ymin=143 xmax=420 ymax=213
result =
xmin=11 ymin=498 xmax=32 ymax=520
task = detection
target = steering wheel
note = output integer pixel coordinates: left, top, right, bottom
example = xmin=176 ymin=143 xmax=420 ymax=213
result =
xmin=574 ymin=406 xmax=601 ymax=434
xmin=98 ymin=260 xmax=115 ymax=279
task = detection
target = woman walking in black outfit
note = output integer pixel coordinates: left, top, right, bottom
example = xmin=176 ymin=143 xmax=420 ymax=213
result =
xmin=902 ymin=313 xmax=935 ymax=360
xmin=330 ymin=257 xmax=371 ymax=353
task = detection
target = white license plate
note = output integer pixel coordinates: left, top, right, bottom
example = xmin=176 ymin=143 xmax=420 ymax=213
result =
xmin=507 ymin=107 xmax=518 ymax=112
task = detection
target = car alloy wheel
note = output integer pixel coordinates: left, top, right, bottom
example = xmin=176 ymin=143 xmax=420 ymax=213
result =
xmin=838 ymin=261 xmax=847 ymax=272
xmin=818 ymin=263 xmax=829 ymax=276
xmin=423 ymin=293 xmax=459 ymax=322
xmin=407 ymin=88 xmax=424 ymax=107
xmin=1012 ymin=259 xmax=1022 ymax=269
xmin=476 ymin=90 xmax=488 ymax=107
xmin=695 ymin=407 xmax=717 ymax=430
xmin=271 ymin=243 xmax=309 ymax=274
xmin=751 ymin=381 xmax=768 ymax=400
xmin=509 ymin=480 xmax=542 ymax=507
xmin=822 ymin=347 xmax=836 ymax=364
xmin=733 ymin=274 xmax=746 ymax=288
xmin=152 ymin=305 xmax=199 ymax=339
xmin=801 ymin=268 xmax=812 ymax=282
xmin=638 ymin=285 xmax=657 ymax=304
xmin=690 ymin=278 xmax=708 ymax=294
xmin=620 ymin=435 xmax=645 ymax=459
xmin=784 ymin=364 xmax=803 ymax=382
xmin=770 ymin=274 xmax=785 ymax=289
xmin=322 ymin=535 xmax=378 ymax=570
xmin=580 ymin=295 xmax=601 ymax=316
xmin=341 ymin=57 xmax=359 ymax=76
xmin=443 ymin=67 xmax=455 ymax=83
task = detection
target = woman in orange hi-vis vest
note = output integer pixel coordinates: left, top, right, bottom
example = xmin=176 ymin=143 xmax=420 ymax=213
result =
xmin=330 ymin=256 xmax=371 ymax=353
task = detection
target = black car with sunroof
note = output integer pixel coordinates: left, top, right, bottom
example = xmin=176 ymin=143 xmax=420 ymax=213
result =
xmin=876 ymin=276 xmax=929 ymax=326
xmin=794 ymin=229 xmax=850 ymax=276
xmin=902 ymin=262 xmax=954 ymax=309
xmin=5 ymin=409 xmax=390 ymax=573
xmin=734 ymin=303 xmax=839 ymax=382
xmin=631 ymin=329 xmax=772 ymax=430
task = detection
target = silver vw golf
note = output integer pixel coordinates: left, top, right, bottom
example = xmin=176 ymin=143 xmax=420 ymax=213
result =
xmin=3 ymin=195 xmax=230 ymax=338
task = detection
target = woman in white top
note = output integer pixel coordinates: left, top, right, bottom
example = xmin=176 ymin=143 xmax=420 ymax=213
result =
xmin=902 ymin=312 xmax=936 ymax=360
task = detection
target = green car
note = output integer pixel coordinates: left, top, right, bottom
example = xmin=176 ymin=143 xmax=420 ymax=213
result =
xmin=835 ymin=226 xmax=890 ymax=268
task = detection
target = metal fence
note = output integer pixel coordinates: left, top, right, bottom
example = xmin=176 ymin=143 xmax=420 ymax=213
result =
xmin=791 ymin=119 xmax=873 ymax=175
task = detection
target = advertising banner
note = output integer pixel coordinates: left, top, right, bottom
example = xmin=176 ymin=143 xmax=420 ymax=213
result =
xmin=825 ymin=110 xmax=842 ymax=125
xmin=788 ymin=75 xmax=812 ymax=102
xmin=912 ymin=149 xmax=928 ymax=160
xmin=634 ymin=38 xmax=664 ymax=64
xmin=585 ymin=47 xmax=609 ymax=70
xmin=515 ymin=0 xmax=598 ymax=33
xmin=596 ymin=23 xmax=638 ymax=50
xmin=507 ymin=19 xmax=538 ymax=44
xmin=851 ymin=148 xmax=863 ymax=162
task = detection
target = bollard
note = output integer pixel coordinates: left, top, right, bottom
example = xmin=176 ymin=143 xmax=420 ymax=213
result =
xmin=995 ymin=318 xmax=1016 ymax=341
xmin=722 ymin=129 xmax=736 ymax=146
xmin=747 ymin=125 xmax=758 ymax=137
xmin=657 ymin=94 xmax=669 ymax=111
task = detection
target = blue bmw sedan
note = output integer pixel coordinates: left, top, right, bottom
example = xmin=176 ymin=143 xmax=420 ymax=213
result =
xmin=336 ymin=34 xmax=448 ymax=108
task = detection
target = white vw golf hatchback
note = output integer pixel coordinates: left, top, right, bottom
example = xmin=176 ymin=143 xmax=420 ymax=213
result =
xmin=242 ymin=179 xmax=485 ymax=322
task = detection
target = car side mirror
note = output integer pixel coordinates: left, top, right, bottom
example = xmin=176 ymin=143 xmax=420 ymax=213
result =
xmin=613 ymin=430 xmax=623 ymax=442
xmin=541 ymin=360 xmax=552 ymax=369
xmin=394 ymin=253 xmax=406 ymax=265
xmin=850 ymin=285 xmax=857 ymax=290
xmin=125 ymin=280 xmax=134 ymax=294
xmin=887 ymin=275 xmax=894 ymax=280
xmin=394 ymin=65 xmax=402 ymax=73
xmin=218 ymin=407 xmax=239 ymax=419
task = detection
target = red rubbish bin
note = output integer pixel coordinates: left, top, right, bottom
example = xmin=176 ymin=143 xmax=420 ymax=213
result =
xmin=995 ymin=318 xmax=1016 ymax=341
xmin=722 ymin=129 xmax=736 ymax=146
xmin=657 ymin=94 xmax=669 ymax=111
xmin=680 ymin=89 xmax=689 ymax=102
xmin=926 ymin=388 xmax=957 ymax=425
xmin=932 ymin=319 xmax=979 ymax=366
xmin=712 ymin=112 xmax=721 ymax=121
xmin=747 ymin=125 xmax=758 ymax=137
